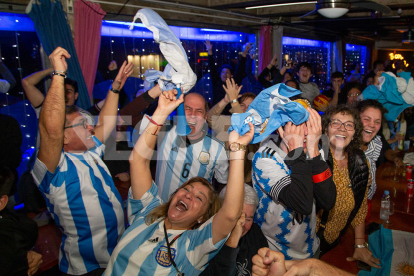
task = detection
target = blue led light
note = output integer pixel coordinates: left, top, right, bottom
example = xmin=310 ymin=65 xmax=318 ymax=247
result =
xmin=14 ymin=203 xmax=24 ymax=211
xmin=282 ymin=36 xmax=331 ymax=48
xmin=0 ymin=12 xmax=35 ymax=31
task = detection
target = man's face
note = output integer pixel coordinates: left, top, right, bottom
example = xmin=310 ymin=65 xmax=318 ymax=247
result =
xmin=240 ymin=97 xmax=254 ymax=113
xmin=297 ymin=66 xmax=311 ymax=83
xmin=241 ymin=203 xmax=255 ymax=237
xmin=184 ymin=94 xmax=207 ymax=140
xmin=375 ymin=64 xmax=384 ymax=73
xmin=65 ymin=84 xmax=78 ymax=106
xmin=64 ymin=112 xmax=95 ymax=152
xmin=331 ymin=77 xmax=344 ymax=88
xmin=220 ymin=68 xmax=232 ymax=83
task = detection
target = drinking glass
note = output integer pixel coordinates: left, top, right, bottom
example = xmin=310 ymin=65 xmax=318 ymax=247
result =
xmin=384 ymin=202 xmax=395 ymax=224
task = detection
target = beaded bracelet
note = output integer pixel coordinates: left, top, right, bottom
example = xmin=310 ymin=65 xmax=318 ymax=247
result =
xmin=145 ymin=129 xmax=158 ymax=136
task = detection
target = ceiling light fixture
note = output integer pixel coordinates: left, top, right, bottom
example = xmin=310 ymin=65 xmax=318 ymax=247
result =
xmin=246 ymin=1 xmax=316 ymax=10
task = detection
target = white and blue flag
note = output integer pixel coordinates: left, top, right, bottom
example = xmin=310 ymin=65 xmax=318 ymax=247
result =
xmin=359 ymin=225 xmax=414 ymax=276
xmin=228 ymin=83 xmax=309 ymax=144
xmin=130 ymin=8 xmax=197 ymax=93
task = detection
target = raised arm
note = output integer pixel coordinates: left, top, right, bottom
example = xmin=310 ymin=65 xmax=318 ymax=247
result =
xmin=37 ymin=47 xmax=71 ymax=173
xmin=328 ymin=80 xmax=341 ymax=108
xmin=233 ymin=42 xmax=251 ymax=85
xmin=21 ymin=68 xmax=53 ymax=108
xmin=129 ymin=90 xmax=183 ymax=200
xmin=94 ymin=61 xmax=133 ymax=144
xmin=212 ymin=122 xmax=254 ymax=245
xmin=205 ymin=41 xmax=220 ymax=85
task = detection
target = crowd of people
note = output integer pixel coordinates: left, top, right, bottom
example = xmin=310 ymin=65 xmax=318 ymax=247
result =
xmin=0 ymin=40 xmax=413 ymax=276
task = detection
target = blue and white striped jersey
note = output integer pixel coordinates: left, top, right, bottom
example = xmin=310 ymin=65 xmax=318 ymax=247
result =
xmin=139 ymin=116 xmax=228 ymax=202
xmin=364 ymin=135 xmax=382 ymax=200
xmin=104 ymin=182 xmax=226 ymax=276
xmin=31 ymin=136 xmax=125 ymax=275
xmin=252 ymin=139 xmax=319 ymax=260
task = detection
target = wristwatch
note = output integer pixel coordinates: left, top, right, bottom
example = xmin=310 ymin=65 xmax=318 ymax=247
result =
xmin=354 ymin=242 xmax=369 ymax=249
xmin=229 ymin=142 xmax=246 ymax=152
xmin=230 ymin=98 xmax=238 ymax=104
xmin=110 ymin=85 xmax=120 ymax=94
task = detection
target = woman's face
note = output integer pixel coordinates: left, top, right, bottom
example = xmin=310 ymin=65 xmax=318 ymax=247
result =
xmin=360 ymin=107 xmax=382 ymax=144
xmin=347 ymin=88 xmax=361 ymax=106
xmin=168 ymin=182 xmax=210 ymax=227
xmin=327 ymin=112 xmax=356 ymax=153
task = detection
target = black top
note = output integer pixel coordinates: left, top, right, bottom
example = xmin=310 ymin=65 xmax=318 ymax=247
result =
xmin=258 ymin=67 xmax=284 ymax=88
xmin=199 ymin=223 xmax=268 ymax=276
xmin=377 ymin=132 xmax=392 ymax=168
xmin=208 ymin=55 xmax=246 ymax=115
xmin=279 ymin=148 xmax=336 ymax=215
xmin=0 ymin=209 xmax=38 ymax=276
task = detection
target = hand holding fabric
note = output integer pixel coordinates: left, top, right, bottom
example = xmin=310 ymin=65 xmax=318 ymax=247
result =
xmin=347 ymin=247 xmax=381 ymax=269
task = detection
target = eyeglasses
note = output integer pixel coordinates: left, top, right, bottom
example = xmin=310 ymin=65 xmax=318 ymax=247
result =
xmin=329 ymin=119 xmax=355 ymax=131
xmin=348 ymin=92 xmax=360 ymax=97
xmin=64 ymin=118 xmax=88 ymax=129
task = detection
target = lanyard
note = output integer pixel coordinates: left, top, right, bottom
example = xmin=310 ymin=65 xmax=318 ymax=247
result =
xmin=163 ymin=221 xmax=185 ymax=276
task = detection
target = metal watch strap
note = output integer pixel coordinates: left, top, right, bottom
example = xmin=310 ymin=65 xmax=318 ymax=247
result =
xmin=354 ymin=242 xmax=368 ymax=248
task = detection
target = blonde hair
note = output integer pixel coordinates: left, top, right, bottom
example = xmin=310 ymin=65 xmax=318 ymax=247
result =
xmin=145 ymin=177 xmax=221 ymax=229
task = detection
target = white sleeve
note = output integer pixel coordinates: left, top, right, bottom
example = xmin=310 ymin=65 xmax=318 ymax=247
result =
xmin=402 ymin=78 xmax=414 ymax=105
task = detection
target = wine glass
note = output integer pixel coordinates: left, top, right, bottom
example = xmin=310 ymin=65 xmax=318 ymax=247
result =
xmin=391 ymin=166 xmax=399 ymax=182
xmin=384 ymin=202 xmax=395 ymax=224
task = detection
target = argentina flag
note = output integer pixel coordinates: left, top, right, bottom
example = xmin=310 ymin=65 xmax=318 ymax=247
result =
xmin=359 ymin=225 xmax=414 ymax=276
xmin=228 ymin=83 xmax=309 ymax=144
xmin=129 ymin=8 xmax=197 ymax=93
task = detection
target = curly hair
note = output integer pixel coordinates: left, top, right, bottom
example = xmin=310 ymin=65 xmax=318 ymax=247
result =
xmin=322 ymin=105 xmax=363 ymax=154
xmin=145 ymin=177 xmax=221 ymax=229
xmin=356 ymin=99 xmax=388 ymax=118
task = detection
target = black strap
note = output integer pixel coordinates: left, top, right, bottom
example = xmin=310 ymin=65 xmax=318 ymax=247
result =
xmin=163 ymin=222 xmax=185 ymax=276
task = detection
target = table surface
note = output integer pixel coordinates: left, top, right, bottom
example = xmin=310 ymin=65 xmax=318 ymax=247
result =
xmin=321 ymin=161 xmax=414 ymax=274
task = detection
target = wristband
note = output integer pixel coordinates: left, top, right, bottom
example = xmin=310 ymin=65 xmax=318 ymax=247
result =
xmin=52 ymin=71 xmax=66 ymax=78
xmin=110 ymin=85 xmax=120 ymax=94
xmin=312 ymin=168 xmax=332 ymax=183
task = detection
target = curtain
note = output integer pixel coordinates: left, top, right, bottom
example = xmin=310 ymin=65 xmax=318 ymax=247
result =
xmin=333 ymin=37 xmax=344 ymax=73
xmin=259 ymin=25 xmax=272 ymax=73
xmin=272 ymin=26 xmax=283 ymax=69
xmin=26 ymin=0 xmax=91 ymax=109
xmin=74 ymin=0 xmax=106 ymax=100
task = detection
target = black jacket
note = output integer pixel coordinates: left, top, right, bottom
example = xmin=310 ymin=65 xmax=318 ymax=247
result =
xmin=317 ymin=149 xmax=369 ymax=255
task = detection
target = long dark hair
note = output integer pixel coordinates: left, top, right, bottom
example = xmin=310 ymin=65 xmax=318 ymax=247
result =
xmin=322 ymin=105 xmax=363 ymax=154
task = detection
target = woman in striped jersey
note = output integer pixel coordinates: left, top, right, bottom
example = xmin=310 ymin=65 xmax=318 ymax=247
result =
xmin=104 ymin=89 xmax=254 ymax=276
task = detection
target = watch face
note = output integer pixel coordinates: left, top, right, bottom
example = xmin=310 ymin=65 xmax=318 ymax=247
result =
xmin=230 ymin=143 xmax=240 ymax=151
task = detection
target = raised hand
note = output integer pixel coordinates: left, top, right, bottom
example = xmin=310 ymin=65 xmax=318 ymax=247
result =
xmin=242 ymin=42 xmax=253 ymax=57
xmin=270 ymin=53 xmax=278 ymax=67
xmin=305 ymin=107 xmax=322 ymax=158
xmin=156 ymin=89 xmax=184 ymax=116
xmin=204 ymin=40 xmax=213 ymax=55
xmin=108 ymin=60 xmax=118 ymax=71
xmin=49 ymin=47 xmax=71 ymax=73
xmin=229 ymin=122 xmax=254 ymax=147
xmin=223 ymin=78 xmax=242 ymax=103
xmin=113 ymin=61 xmax=133 ymax=91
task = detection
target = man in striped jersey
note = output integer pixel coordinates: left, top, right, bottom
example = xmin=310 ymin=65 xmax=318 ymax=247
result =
xmin=31 ymin=47 xmax=130 ymax=276
xmin=253 ymin=107 xmax=336 ymax=260
xmin=140 ymin=92 xmax=228 ymax=202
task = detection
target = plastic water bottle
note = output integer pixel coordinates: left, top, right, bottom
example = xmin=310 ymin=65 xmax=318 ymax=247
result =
xmin=380 ymin=190 xmax=390 ymax=220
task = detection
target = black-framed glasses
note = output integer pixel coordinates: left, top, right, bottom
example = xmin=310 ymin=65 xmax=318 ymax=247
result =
xmin=64 ymin=118 xmax=88 ymax=129
xmin=329 ymin=119 xmax=355 ymax=131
